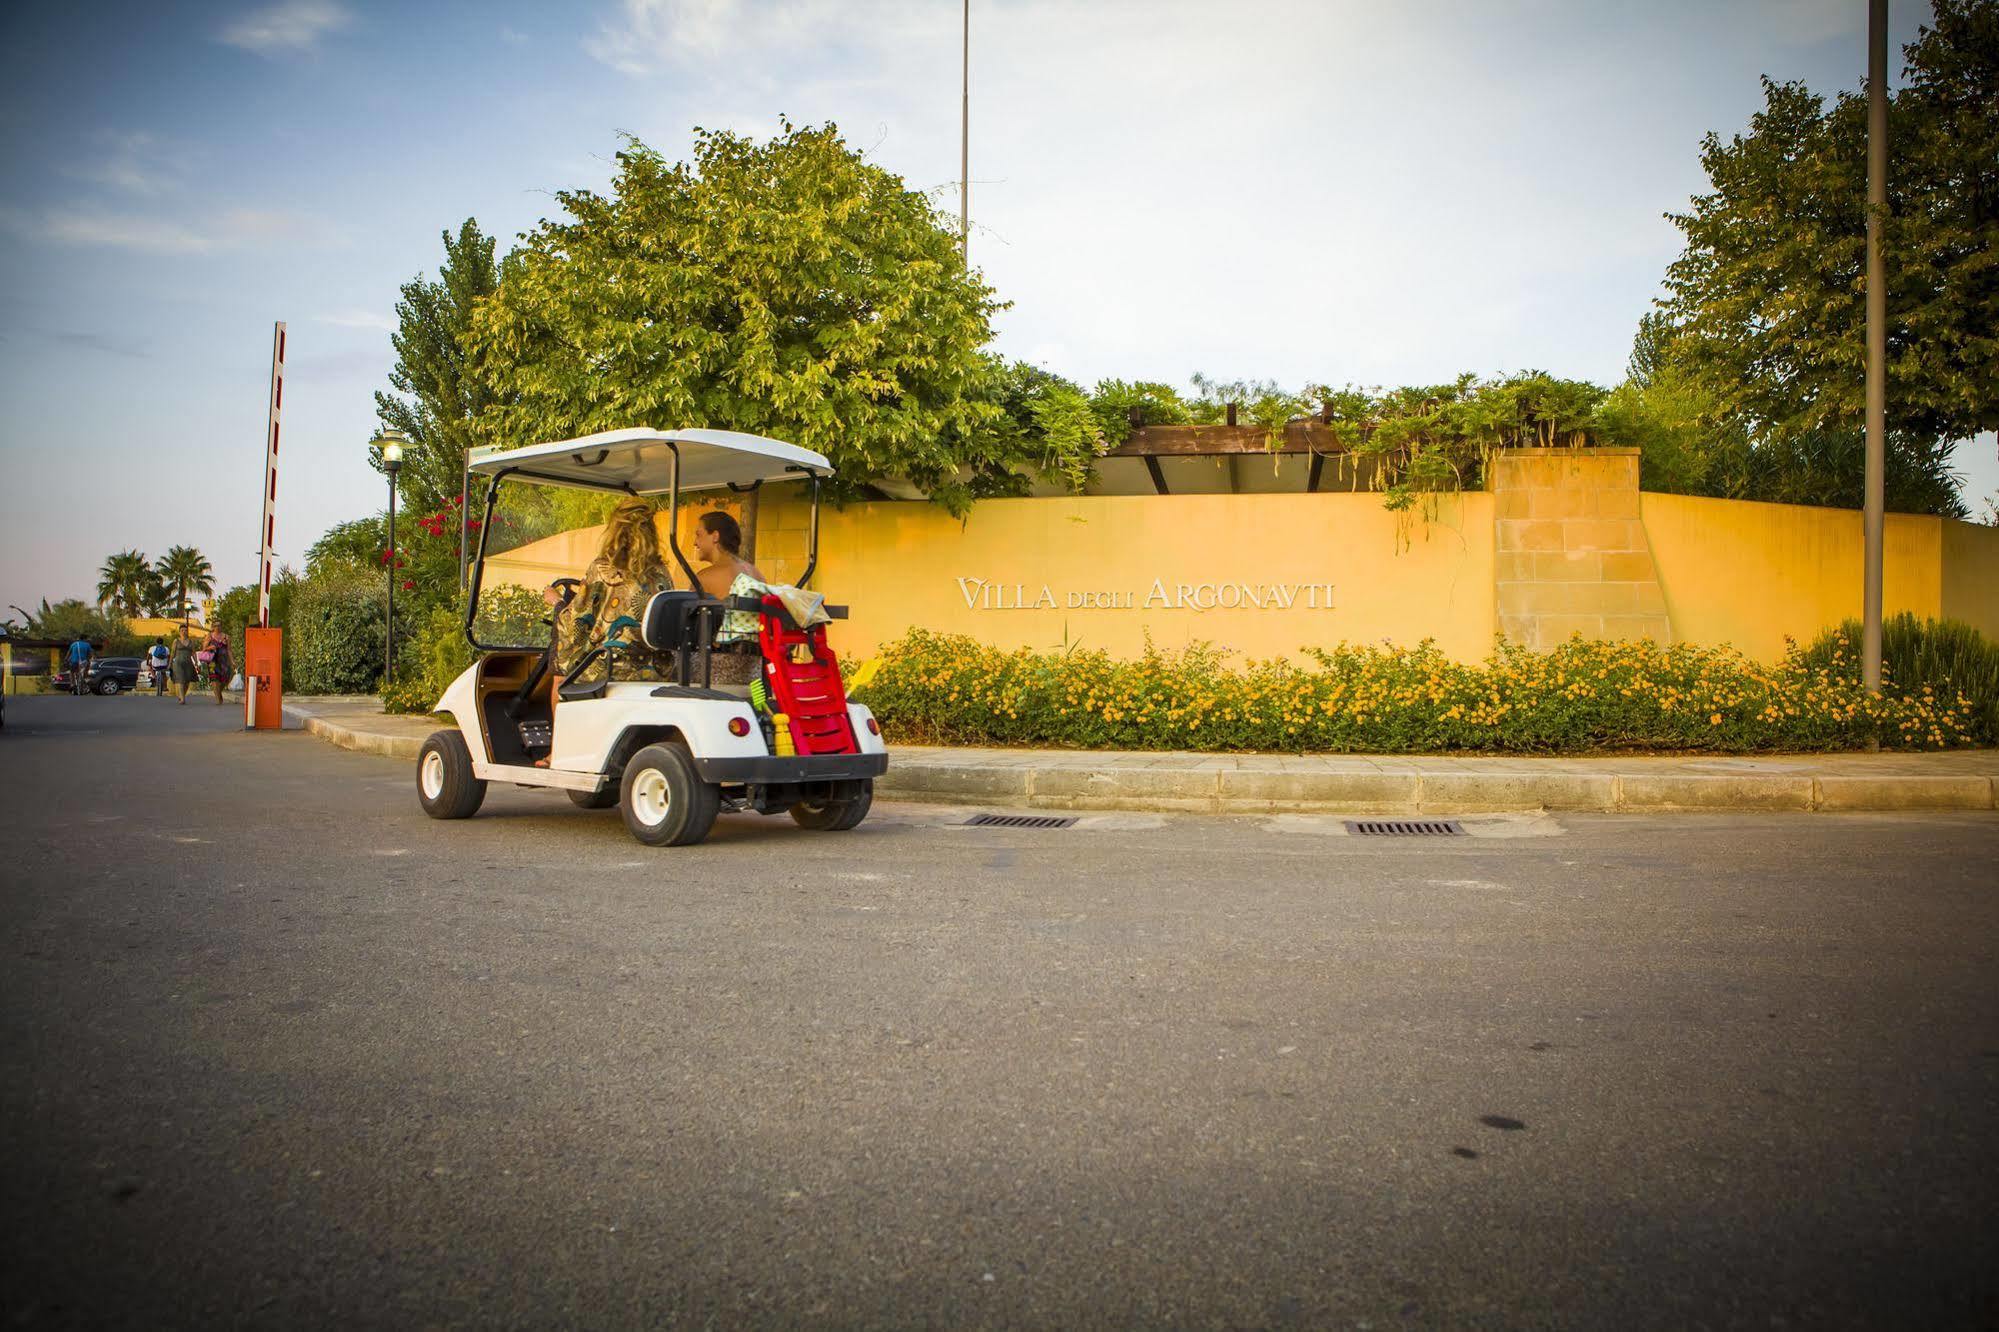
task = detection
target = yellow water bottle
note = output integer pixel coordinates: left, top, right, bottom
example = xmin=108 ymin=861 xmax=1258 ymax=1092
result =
xmin=771 ymin=712 xmax=796 ymax=756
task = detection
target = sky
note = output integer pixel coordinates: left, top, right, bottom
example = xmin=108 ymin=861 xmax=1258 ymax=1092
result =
xmin=1 ymin=0 xmax=1992 ymax=620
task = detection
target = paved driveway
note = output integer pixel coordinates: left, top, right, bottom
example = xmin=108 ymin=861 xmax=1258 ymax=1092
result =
xmin=3 ymin=694 xmax=1996 ymax=1326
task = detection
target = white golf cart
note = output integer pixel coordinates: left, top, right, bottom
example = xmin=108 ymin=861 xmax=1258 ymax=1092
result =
xmin=416 ymin=427 xmax=887 ymax=846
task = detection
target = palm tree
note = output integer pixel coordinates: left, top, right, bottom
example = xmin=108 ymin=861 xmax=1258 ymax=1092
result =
xmin=157 ymin=546 xmax=216 ymax=634
xmin=142 ymin=568 xmax=178 ymax=618
xmin=96 ymin=550 xmax=153 ymax=618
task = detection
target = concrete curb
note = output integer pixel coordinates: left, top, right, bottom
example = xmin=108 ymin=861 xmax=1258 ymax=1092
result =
xmin=876 ymin=760 xmax=1997 ymax=815
xmin=285 ymin=706 xmax=428 ymax=761
xmin=280 ymin=703 xmax=1996 ymax=815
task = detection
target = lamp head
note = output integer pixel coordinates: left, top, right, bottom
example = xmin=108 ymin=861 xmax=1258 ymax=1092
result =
xmin=372 ymin=427 xmax=408 ymax=473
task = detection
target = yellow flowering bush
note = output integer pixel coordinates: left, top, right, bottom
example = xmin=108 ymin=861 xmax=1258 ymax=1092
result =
xmin=852 ymin=630 xmax=1988 ymax=754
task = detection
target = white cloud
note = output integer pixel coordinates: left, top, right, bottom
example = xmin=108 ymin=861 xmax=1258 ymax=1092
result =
xmin=583 ymin=0 xmax=945 ymax=75
xmin=1 ymin=205 xmax=341 ymax=254
xmin=63 ymin=131 xmax=190 ymax=197
xmin=215 ymin=207 xmax=344 ymax=246
xmin=585 ymin=0 xmax=733 ymax=71
xmin=316 ymin=309 xmax=396 ymax=331
xmin=218 ymin=0 xmax=353 ymax=55
xmin=24 ymin=210 xmax=217 ymax=254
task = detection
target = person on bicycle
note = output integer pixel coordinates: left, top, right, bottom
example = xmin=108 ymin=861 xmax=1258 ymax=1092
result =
xmin=147 ymin=638 xmax=170 ymax=696
xmin=65 ymin=633 xmax=93 ymax=695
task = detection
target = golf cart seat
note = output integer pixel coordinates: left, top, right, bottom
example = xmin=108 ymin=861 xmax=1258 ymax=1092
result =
xmin=641 ymin=589 xmax=701 ymax=651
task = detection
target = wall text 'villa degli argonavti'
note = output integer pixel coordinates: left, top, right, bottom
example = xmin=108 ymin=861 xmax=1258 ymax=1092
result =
xmin=955 ymin=578 xmax=1337 ymax=612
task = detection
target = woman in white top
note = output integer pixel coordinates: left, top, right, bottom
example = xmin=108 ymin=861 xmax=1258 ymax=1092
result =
xmin=691 ymin=511 xmax=765 ymax=684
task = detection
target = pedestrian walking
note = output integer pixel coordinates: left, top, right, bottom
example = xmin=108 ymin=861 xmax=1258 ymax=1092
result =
xmin=147 ymin=638 xmax=170 ymax=696
xmin=170 ymin=629 xmax=197 ymax=704
xmin=205 ymin=629 xmax=233 ymax=705
xmin=65 ymin=633 xmax=93 ymax=696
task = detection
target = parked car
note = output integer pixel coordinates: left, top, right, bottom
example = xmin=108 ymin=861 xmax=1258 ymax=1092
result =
xmin=53 ymin=657 xmax=143 ymax=695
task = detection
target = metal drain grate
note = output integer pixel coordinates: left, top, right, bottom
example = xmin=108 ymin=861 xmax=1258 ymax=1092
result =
xmin=962 ymin=813 xmax=1078 ymax=830
xmin=1345 ymin=819 xmax=1466 ymax=837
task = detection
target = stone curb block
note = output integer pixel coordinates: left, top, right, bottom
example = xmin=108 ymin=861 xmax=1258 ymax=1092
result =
xmin=1216 ymin=770 xmax=1422 ymax=813
xmin=1813 ymin=775 xmax=1995 ymax=811
xmin=877 ymin=762 xmax=1029 ymax=803
xmin=1615 ymin=774 xmax=1815 ymax=811
xmin=1028 ymin=767 xmax=1220 ymax=812
xmin=1418 ymin=771 xmax=1617 ymax=814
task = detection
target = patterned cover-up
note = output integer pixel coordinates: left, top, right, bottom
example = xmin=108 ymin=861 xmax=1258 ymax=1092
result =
xmin=555 ymin=557 xmax=673 ymax=682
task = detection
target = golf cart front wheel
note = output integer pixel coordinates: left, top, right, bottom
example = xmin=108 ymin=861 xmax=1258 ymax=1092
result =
xmin=418 ymin=730 xmax=486 ymax=820
xmin=620 ymin=742 xmax=719 ymax=847
xmin=790 ymin=779 xmax=873 ymax=831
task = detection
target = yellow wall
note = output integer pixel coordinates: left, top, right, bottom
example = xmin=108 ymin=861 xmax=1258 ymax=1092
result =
xmin=129 ymin=616 xmax=205 ymax=638
xmin=481 ymin=479 xmax=1999 ymax=667
xmin=1941 ymin=519 xmax=1999 ymax=641
xmin=1641 ymin=493 xmax=1948 ymax=659
xmin=756 ymin=491 xmax=1497 ymax=663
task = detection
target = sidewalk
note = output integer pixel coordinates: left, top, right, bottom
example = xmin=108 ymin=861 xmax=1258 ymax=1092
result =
xmin=282 ymin=696 xmax=1999 ymax=815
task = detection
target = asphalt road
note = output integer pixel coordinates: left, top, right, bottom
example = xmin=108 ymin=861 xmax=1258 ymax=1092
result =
xmin=3 ymin=693 xmax=1996 ymax=1328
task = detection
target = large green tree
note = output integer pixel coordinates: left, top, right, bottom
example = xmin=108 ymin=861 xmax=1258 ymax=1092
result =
xmin=375 ymin=219 xmax=511 ymax=516
xmin=1656 ymin=0 xmax=1996 ymax=516
xmin=470 ymin=123 xmax=1085 ymax=512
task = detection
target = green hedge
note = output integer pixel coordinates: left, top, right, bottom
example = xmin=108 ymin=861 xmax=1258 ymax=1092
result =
xmin=288 ymin=567 xmax=386 ymax=695
xmin=851 ymin=629 xmax=1991 ymax=754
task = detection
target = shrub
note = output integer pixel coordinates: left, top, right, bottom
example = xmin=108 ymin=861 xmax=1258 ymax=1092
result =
xmin=1089 ymin=379 xmax=1190 ymax=447
xmin=852 ymin=630 xmax=1984 ymax=754
xmin=1799 ymin=615 xmax=1999 ymax=742
xmin=25 ymin=599 xmax=138 ymax=654
xmin=380 ymin=584 xmax=548 ymax=714
xmin=288 ymin=566 xmax=386 ymax=694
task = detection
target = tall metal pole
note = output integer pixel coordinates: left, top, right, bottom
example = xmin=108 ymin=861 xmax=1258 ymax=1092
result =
xmin=1862 ymin=0 xmax=1887 ymax=693
xmin=385 ymin=469 xmax=398 ymax=684
xmin=959 ymin=0 xmax=969 ymax=262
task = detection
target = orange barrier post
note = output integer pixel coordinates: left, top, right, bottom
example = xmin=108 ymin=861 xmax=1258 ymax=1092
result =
xmin=245 ymin=627 xmax=283 ymax=730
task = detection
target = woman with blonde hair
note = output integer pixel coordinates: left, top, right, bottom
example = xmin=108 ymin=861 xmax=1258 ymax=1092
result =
xmin=549 ymin=497 xmax=674 ymax=689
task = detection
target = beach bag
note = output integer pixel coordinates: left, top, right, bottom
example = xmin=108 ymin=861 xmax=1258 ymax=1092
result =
xmin=196 ymin=648 xmax=215 ymax=664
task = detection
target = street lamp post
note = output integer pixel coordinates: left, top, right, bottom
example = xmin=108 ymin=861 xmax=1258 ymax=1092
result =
xmin=960 ymin=0 xmax=970 ymax=262
xmin=373 ymin=428 xmax=407 ymax=684
xmin=1862 ymin=0 xmax=1888 ymax=695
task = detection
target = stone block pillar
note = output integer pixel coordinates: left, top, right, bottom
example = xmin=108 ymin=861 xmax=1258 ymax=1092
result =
xmin=1491 ymin=447 xmax=1672 ymax=650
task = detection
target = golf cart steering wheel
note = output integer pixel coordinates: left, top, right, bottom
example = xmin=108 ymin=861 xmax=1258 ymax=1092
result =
xmin=509 ymin=578 xmax=582 ymax=717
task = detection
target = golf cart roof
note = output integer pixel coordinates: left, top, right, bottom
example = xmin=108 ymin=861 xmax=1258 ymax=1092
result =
xmin=466 ymin=428 xmax=831 ymax=495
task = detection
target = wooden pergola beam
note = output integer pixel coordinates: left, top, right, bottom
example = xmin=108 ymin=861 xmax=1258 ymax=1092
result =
xmin=1106 ymin=422 xmax=1349 ymax=457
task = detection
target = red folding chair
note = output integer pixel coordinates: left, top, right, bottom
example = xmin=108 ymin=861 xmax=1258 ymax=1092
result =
xmin=755 ymin=595 xmax=858 ymax=756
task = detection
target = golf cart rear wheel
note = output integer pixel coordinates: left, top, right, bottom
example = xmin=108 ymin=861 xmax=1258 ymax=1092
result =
xmin=418 ymin=730 xmax=486 ymax=820
xmin=620 ymin=742 xmax=718 ymax=847
xmin=568 ymin=786 xmax=618 ymax=810
xmin=790 ymin=779 xmax=873 ymax=831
